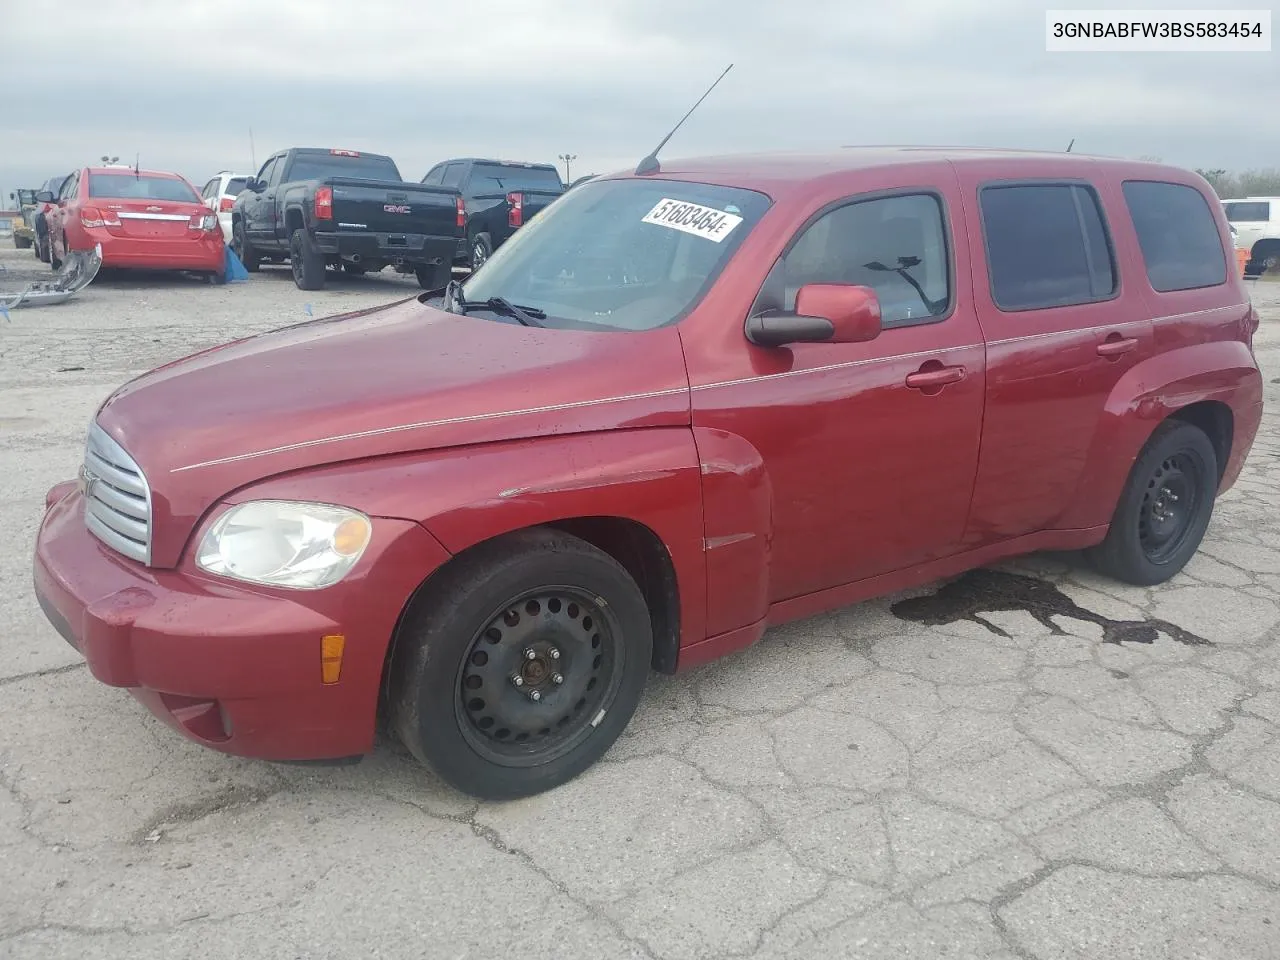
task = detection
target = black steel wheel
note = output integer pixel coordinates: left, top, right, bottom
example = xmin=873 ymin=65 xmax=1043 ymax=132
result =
xmin=390 ymin=528 xmax=652 ymax=800
xmin=1087 ymin=420 xmax=1218 ymax=586
xmin=455 ymin=587 xmax=623 ymax=767
xmin=289 ymin=228 xmax=325 ymax=290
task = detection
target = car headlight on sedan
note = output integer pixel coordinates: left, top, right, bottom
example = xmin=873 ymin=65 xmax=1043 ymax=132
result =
xmin=196 ymin=501 xmax=372 ymax=589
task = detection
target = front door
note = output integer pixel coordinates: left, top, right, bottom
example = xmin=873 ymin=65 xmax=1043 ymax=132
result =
xmin=687 ymin=178 xmax=987 ymax=633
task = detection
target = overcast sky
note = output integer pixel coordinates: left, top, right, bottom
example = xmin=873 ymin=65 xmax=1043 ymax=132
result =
xmin=2 ymin=0 xmax=1276 ymax=200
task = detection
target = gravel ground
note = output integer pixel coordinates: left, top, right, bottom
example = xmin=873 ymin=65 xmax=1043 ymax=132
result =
xmin=2 ymin=246 xmax=1279 ymax=959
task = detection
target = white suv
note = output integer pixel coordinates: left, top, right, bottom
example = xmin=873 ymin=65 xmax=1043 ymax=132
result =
xmin=199 ymin=172 xmax=252 ymax=243
xmin=1221 ymin=197 xmax=1280 ymax=275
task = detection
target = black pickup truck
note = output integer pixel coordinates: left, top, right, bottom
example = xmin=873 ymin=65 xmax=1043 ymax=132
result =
xmin=420 ymin=158 xmax=564 ymax=270
xmin=232 ymin=147 xmax=463 ymax=290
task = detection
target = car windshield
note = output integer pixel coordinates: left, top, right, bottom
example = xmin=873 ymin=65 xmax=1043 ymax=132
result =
xmin=89 ymin=174 xmax=199 ymax=202
xmin=288 ymin=154 xmax=401 ymax=182
xmin=458 ymin=178 xmax=772 ymax=331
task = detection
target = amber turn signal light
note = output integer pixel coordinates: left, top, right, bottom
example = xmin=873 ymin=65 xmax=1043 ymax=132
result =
xmin=321 ymin=634 xmax=345 ymax=685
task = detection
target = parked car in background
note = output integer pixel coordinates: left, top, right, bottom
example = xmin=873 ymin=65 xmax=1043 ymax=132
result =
xmin=199 ymin=171 xmax=252 ymax=244
xmin=232 ymin=147 xmax=462 ymax=290
xmin=40 ymin=166 xmax=225 ymax=282
xmin=566 ymin=174 xmax=598 ymax=191
xmin=29 ymin=174 xmax=69 ymax=263
xmin=33 ymin=148 xmax=1261 ymax=800
xmin=9 ymin=189 xmax=36 ymax=248
xmin=420 ymin=158 xmax=564 ymax=270
xmin=1221 ymin=196 xmax=1280 ymax=274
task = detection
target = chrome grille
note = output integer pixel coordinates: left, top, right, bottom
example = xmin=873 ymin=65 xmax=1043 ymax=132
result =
xmin=82 ymin=424 xmax=152 ymax=564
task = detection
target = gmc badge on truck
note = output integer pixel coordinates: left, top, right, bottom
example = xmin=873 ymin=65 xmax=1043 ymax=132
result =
xmin=384 ymin=204 xmax=411 ymax=214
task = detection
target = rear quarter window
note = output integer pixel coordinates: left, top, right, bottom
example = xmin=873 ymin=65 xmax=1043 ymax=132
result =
xmin=1122 ymin=180 xmax=1227 ymax=293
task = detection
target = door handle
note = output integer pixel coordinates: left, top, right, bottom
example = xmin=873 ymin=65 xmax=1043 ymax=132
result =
xmin=906 ymin=364 xmax=966 ymax=389
xmin=1097 ymin=335 xmax=1139 ymax=358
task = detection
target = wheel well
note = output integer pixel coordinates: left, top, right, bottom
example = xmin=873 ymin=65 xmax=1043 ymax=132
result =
xmin=1250 ymin=237 xmax=1280 ymax=258
xmin=1170 ymin=400 xmax=1233 ymax=480
xmin=377 ymin=517 xmax=683 ymax=723
xmin=544 ymin=517 xmax=681 ymax=673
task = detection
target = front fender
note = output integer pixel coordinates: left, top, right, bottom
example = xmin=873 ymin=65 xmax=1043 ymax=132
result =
xmin=226 ymin=428 xmax=708 ymax=649
xmin=1062 ymin=340 xmax=1263 ymax=529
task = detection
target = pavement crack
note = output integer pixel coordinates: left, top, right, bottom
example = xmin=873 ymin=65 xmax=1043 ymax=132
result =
xmin=0 ymin=662 xmax=86 ymax=687
xmin=128 ymin=783 xmax=287 ymax=844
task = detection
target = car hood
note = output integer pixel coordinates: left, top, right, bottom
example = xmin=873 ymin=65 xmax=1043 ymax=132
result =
xmin=95 ymin=297 xmax=691 ymax=566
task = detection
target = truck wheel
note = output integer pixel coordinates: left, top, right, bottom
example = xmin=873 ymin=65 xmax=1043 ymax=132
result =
xmin=414 ymin=262 xmax=451 ymax=291
xmin=1086 ymin=420 xmax=1218 ymax=586
xmin=390 ymin=528 xmax=653 ymax=800
xmin=232 ymin=221 xmax=260 ymax=273
xmin=289 ymin=228 xmax=326 ymax=290
xmin=470 ymin=233 xmax=492 ymax=271
xmin=14 ymin=234 xmax=32 ymax=250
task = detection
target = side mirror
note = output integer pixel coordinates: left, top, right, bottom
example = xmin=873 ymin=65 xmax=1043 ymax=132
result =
xmin=35 ymin=191 xmax=55 ymax=203
xmin=745 ymin=283 xmax=882 ymax=348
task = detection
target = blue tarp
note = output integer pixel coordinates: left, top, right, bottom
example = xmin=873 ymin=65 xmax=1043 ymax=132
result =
xmin=224 ymin=244 xmax=250 ymax=283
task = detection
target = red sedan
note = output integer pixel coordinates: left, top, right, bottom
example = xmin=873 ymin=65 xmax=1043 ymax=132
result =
xmin=43 ymin=166 xmax=226 ymax=281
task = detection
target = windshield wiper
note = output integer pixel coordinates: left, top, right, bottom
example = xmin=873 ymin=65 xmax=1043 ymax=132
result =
xmin=445 ymin=281 xmax=546 ymax=327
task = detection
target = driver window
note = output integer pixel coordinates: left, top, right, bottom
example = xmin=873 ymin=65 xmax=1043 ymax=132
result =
xmin=780 ymin=193 xmax=952 ymax=326
xmin=257 ymin=158 xmax=278 ymax=185
xmin=58 ymin=173 xmax=78 ymax=202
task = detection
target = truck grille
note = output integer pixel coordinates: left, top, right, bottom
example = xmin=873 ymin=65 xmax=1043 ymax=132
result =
xmin=82 ymin=424 xmax=152 ymax=565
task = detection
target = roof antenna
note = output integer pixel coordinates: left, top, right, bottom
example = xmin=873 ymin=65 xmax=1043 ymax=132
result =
xmin=635 ymin=63 xmax=734 ymax=176
xmin=1066 ymin=138 xmax=1075 ymax=153
xmin=134 ymin=152 xmax=140 ymax=178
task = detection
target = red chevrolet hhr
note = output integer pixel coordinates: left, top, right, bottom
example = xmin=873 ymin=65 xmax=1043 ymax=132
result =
xmin=34 ymin=147 xmax=1262 ymax=799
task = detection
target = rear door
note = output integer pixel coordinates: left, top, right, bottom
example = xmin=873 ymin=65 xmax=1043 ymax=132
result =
xmin=50 ymin=170 xmax=81 ymax=255
xmin=955 ymin=167 xmax=1154 ymax=546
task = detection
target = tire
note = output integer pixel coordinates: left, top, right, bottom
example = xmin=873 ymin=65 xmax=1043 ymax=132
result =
xmin=415 ymin=262 xmax=450 ymax=291
xmin=14 ymin=234 xmax=32 ymax=249
xmin=49 ymin=233 xmax=63 ymax=272
xmin=389 ymin=528 xmax=653 ymax=800
xmin=469 ymin=233 xmax=492 ymax=271
xmin=289 ymin=228 xmax=325 ymax=290
xmin=1086 ymin=420 xmax=1218 ymax=586
xmin=232 ymin=220 xmax=259 ymax=272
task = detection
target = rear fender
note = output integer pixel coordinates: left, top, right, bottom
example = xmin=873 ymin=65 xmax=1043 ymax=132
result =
xmin=1061 ymin=340 xmax=1263 ymax=529
xmin=226 ymin=428 xmax=708 ymax=650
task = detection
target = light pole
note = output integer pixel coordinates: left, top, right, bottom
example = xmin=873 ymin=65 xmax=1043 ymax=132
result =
xmin=558 ymin=153 xmax=577 ymax=183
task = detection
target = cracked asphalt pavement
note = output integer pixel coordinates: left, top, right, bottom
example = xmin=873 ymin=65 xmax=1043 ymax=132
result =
xmin=2 ymin=249 xmax=1279 ymax=959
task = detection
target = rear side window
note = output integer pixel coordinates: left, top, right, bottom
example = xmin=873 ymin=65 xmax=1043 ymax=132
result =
xmin=1222 ymin=200 xmax=1270 ymax=222
xmin=980 ymin=183 xmax=1116 ymax=311
xmin=440 ymin=163 xmax=466 ymax=187
xmin=1122 ymin=180 xmax=1226 ymax=292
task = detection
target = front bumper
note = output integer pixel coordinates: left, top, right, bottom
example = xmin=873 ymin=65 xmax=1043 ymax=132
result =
xmin=33 ymin=484 xmax=451 ymax=761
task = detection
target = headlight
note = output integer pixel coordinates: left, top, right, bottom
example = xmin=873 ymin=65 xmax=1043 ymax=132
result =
xmin=196 ymin=501 xmax=372 ymax=589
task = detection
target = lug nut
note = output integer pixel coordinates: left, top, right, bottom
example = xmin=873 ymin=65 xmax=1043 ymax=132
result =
xmin=552 ymin=673 xmax=564 ymax=685
xmin=549 ymin=647 xmax=561 ymax=660
xmin=529 ymin=690 xmax=542 ymax=702
xmin=524 ymin=648 xmax=537 ymax=661
xmin=511 ymin=675 xmax=525 ymax=688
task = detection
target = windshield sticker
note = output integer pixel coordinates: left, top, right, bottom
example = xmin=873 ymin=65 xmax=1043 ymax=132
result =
xmin=641 ymin=198 xmax=744 ymax=242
